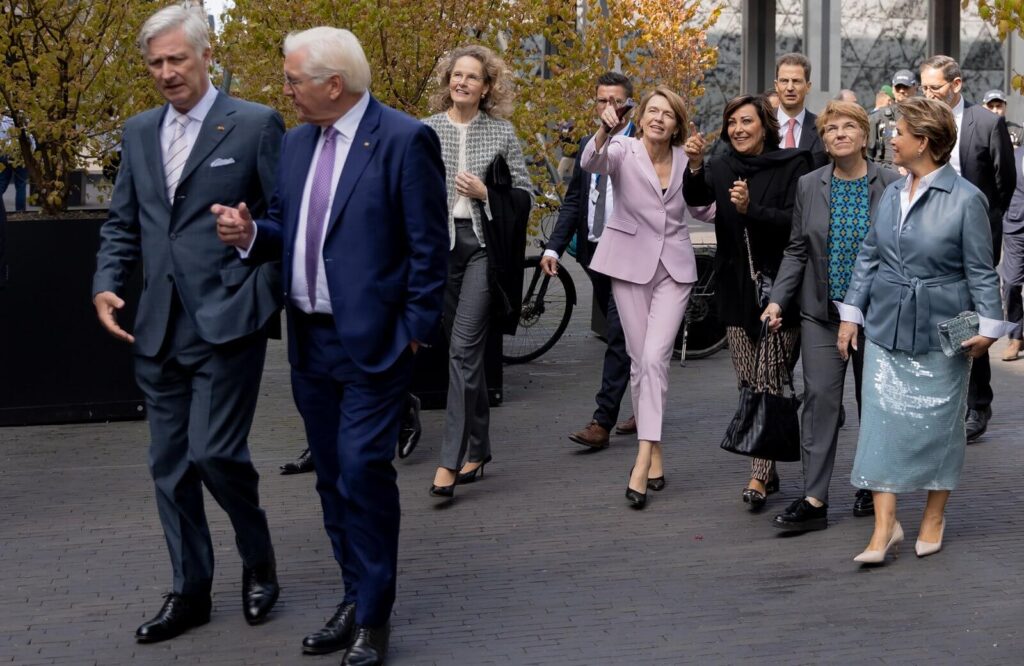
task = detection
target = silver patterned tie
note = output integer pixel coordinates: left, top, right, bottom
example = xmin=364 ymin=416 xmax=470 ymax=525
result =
xmin=164 ymin=114 xmax=192 ymax=202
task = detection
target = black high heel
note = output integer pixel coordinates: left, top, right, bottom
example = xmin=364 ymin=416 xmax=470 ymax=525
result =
xmin=429 ymin=468 xmax=457 ymax=498
xmin=626 ymin=466 xmax=648 ymax=509
xmin=647 ymin=476 xmax=666 ymax=491
xmin=456 ymin=456 xmax=492 ymax=484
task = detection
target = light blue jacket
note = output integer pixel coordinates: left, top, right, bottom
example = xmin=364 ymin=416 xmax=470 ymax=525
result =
xmin=844 ymin=163 xmax=1003 ymax=354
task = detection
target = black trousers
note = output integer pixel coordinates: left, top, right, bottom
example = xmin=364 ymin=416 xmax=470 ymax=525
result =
xmin=584 ymin=243 xmax=630 ymax=430
xmin=968 ymin=224 xmax=1002 ymax=412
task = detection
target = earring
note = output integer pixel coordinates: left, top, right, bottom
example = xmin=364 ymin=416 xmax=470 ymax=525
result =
xmin=917 ymin=148 xmax=923 ymax=156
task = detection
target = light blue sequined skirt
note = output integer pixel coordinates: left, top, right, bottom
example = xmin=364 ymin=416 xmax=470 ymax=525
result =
xmin=850 ymin=340 xmax=971 ymax=493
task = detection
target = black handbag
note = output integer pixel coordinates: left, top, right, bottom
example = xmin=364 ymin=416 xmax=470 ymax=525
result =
xmin=720 ymin=324 xmax=801 ymax=462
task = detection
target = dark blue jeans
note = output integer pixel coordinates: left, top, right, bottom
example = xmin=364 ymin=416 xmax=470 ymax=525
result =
xmin=0 ymin=158 xmax=28 ymax=211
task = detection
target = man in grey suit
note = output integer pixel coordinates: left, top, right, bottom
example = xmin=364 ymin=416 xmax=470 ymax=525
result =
xmin=92 ymin=5 xmax=284 ymax=643
xmin=920 ymin=55 xmax=1016 ymax=441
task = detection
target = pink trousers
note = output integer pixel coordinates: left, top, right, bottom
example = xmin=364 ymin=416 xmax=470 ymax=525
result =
xmin=611 ymin=261 xmax=693 ymax=442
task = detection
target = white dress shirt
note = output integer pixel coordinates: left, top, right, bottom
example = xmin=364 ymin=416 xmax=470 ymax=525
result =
xmin=161 ymin=82 xmax=218 ymax=170
xmin=836 ymin=166 xmax=1009 ymax=338
xmin=777 ymin=107 xmax=807 ymax=148
xmin=948 ymin=95 xmax=965 ymax=176
xmin=291 ymin=91 xmax=370 ymax=314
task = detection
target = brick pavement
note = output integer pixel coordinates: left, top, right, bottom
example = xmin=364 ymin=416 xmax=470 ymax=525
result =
xmin=2 ymin=254 xmax=1023 ymax=665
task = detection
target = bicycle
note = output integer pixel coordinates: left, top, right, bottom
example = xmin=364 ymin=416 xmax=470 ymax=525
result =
xmin=675 ymin=243 xmax=728 ymax=363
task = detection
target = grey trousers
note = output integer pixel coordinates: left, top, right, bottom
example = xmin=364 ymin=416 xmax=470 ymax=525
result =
xmin=440 ymin=221 xmax=492 ymax=470
xmin=799 ymin=314 xmax=864 ymax=505
xmin=134 ymin=294 xmax=274 ymax=596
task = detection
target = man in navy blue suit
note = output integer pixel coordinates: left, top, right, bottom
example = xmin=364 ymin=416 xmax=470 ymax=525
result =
xmin=214 ymin=27 xmax=448 ymax=665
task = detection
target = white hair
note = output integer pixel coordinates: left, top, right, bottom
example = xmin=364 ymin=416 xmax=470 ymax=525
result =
xmin=138 ymin=4 xmax=211 ymax=56
xmin=283 ymin=27 xmax=371 ymax=94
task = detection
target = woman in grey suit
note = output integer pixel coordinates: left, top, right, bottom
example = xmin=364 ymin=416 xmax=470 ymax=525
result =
xmin=423 ymin=45 xmax=532 ymax=498
xmin=763 ymin=101 xmax=900 ymax=532
xmin=837 ymin=97 xmax=1010 ymax=564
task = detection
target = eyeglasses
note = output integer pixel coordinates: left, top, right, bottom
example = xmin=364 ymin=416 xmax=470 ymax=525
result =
xmin=595 ymin=97 xmax=627 ymax=107
xmin=284 ymin=76 xmax=312 ymax=92
xmin=823 ymin=122 xmax=862 ymax=136
xmin=921 ymin=82 xmax=951 ymax=93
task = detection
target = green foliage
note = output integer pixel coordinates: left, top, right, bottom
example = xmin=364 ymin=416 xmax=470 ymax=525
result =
xmin=219 ymin=0 xmax=720 ymax=228
xmin=0 ymin=1 xmax=167 ymax=213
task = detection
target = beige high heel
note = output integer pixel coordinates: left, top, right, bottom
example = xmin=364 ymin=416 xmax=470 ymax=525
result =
xmin=915 ymin=518 xmax=945 ymax=557
xmin=854 ymin=521 xmax=904 ymax=564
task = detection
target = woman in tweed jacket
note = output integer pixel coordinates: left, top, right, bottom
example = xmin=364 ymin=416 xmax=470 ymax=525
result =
xmin=423 ymin=45 xmax=532 ymax=499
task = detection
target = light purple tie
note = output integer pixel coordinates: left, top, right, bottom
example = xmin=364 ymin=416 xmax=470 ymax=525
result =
xmin=305 ymin=126 xmax=338 ymax=310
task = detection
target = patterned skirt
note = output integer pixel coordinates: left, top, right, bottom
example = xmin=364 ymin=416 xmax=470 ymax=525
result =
xmin=850 ymin=340 xmax=971 ymax=493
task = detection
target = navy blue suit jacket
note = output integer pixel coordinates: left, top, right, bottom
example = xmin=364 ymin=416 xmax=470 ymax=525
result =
xmin=250 ymin=96 xmax=449 ymax=373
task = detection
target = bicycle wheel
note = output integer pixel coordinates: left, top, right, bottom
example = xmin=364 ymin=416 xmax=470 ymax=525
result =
xmin=502 ymin=255 xmax=576 ymax=364
xmin=682 ymin=252 xmax=727 ymax=359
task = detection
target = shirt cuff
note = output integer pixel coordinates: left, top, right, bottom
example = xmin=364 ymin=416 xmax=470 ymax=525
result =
xmin=979 ymin=315 xmax=1015 ymax=339
xmin=237 ymin=224 xmax=258 ymax=259
xmin=834 ymin=301 xmax=864 ymax=325
xmin=542 ymin=249 xmax=559 ymax=260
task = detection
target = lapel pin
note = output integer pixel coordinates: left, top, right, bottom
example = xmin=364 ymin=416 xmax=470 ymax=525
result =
xmin=216 ymin=125 xmax=225 ymax=132
xmin=363 ymin=141 xmax=370 ymax=147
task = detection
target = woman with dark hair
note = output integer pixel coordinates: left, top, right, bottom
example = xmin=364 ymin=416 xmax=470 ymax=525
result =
xmin=838 ymin=97 xmax=1010 ymax=563
xmin=423 ymin=45 xmax=532 ymax=499
xmin=683 ymin=94 xmax=814 ymax=510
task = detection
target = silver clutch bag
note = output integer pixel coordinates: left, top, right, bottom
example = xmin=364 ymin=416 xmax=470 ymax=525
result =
xmin=937 ymin=311 xmax=979 ymax=357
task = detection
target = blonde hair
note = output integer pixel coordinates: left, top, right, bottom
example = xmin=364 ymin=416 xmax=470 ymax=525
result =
xmin=634 ymin=87 xmax=688 ymax=147
xmin=430 ymin=45 xmax=515 ymax=119
xmin=816 ymin=100 xmax=871 ymax=158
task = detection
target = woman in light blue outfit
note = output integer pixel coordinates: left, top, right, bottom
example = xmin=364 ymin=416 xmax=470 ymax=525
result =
xmin=837 ymin=97 xmax=1011 ymax=564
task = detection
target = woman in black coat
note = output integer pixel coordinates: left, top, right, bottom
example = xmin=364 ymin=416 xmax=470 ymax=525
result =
xmin=683 ymin=94 xmax=813 ymax=511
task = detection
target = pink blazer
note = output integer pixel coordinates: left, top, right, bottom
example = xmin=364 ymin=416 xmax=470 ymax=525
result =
xmin=582 ymin=135 xmax=704 ymax=285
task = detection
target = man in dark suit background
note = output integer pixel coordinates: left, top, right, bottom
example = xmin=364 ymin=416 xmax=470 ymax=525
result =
xmin=920 ymin=55 xmax=1016 ymax=441
xmin=775 ymin=53 xmax=829 ymax=168
xmin=540 ymin=72 xmax=636 ymax=449
xmin=92 ymin=5 xmax=284 ymax=643
xmin=214 ymin=27 xmax=448 ymax=665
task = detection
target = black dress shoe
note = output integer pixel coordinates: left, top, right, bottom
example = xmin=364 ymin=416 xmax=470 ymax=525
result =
xmin=242 ymin=563 xmax=279 ymax=625
xmin=342 ymin=624 xmax=389 ymax=666
xmin=647 ymin=476 xmax=666 ymax=491
xmin=742 ymin=487 xmax=766 ymax=511
xmin=966 ymin=406 xmax=991 ymax=442
xmin=853 ymin=488 xmax=874 ymax=517
xmin=397 ymin=394 xmax=422 ymax=459
xmin=625 ymin=487 xmax=647 ymax=509
xmin=302 ymin=601 xmax=357 ymax=655
xmin=280 ymin=448 xmax=315 ymax=475
xmin=457 ymin=455 xmax=492 ymax=484
xmin=135 ymin=593 xmax=211 ymax=643
xmin=773 ymin=498 xmax=828 ymax=532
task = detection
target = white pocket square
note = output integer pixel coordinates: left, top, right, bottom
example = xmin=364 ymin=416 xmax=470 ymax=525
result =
xmin=210 ymin=158 xmax=236 ymax=168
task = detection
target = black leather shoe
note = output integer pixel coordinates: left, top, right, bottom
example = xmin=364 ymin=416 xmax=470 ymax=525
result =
xmin=342 ymin=624 xmax=389 ymax=666
xmin=457 ymin=455 xmax=492 ymax=484
xmin=853 ymin=488 xmax=874 ymax=517
xmin=242 ymin=563 xmax=279 ymax=625
xmin=135 ymin=593 xmax=211 ymax=643
xmin=742 ymin=487 xmax=766 ymax=511
xmin=766 ymin=472 xmax=780 ymax=495
xmin=280 ymin=448 xmax=314 ymax=475
xmin=773 ymin=498 xmax=828 ymax=532
xmin=397 ymin=394 xmax=422 ymax=459
xmin=966 ymin=406 xmax=991 ymax=442
xmin=302 ymin=601 xmax=357 ymax=655
xmin=625 ymin=487 xmax=647 ymax=509
xmin=647 ymin=476 xmax=666 ymax=491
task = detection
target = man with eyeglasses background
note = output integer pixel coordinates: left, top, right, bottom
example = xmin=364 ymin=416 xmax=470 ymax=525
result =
xmin=868 ymin=69 xmax=918 ymax=168
xmin=774 ymin=52 xmax=828 ymax=168
xmin=541 ymin=71 xmax=639 ymax=449
xmin=919 ymin=54 xmax=1017 ymax=441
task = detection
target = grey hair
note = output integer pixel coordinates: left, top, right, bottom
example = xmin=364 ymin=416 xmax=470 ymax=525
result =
xmin=283 ymin=27 xmax=371 ymax=94
xmin=138 ymin=4 xmax=211 ymax=56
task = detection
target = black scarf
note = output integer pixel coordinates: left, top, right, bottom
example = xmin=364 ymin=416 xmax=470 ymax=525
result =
xmin=716 ymin=145 xmax=812 ymax=179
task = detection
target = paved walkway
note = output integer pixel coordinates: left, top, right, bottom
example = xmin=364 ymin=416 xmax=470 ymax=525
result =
xmin=2 ymin=255 xmax=1023 ymax=665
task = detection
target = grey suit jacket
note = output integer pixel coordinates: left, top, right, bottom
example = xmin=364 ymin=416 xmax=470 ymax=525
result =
xmin=93 ymin=92 xmax=285 ymax=357
xmin=844 ymin=164 xmax=1003 ymax=354
xmin=771 ymin=161 xmax=900 ymax=322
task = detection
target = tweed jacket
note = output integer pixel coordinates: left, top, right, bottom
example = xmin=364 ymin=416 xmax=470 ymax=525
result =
xmin=771 ymin=161 xmax=901 ymax=322
xmin=422 ymin=112 xmax=532 ymax=249
xmin=844 ymin=163 xmax=1003 ymax=354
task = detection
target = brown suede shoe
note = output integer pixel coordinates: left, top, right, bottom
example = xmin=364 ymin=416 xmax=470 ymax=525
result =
xmin=568 ymin=420 xmax=610 ymax=449
xmin=1003 ymin=339 xmax=1022 ymax=361
xmin=615 ymin=415 xmax=637 ymax=435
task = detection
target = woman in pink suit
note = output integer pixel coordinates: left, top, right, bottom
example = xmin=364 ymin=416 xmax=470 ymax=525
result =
xmin=582 ymin=86 xmax=703 ymax=510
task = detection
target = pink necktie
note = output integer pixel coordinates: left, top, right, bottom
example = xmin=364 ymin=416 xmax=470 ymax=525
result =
xmin=784 ymin=118 xmax=796 ymax=149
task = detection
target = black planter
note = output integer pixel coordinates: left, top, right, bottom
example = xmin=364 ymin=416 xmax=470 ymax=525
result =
xmin=0 ymin=214 xmax=145 ymax=426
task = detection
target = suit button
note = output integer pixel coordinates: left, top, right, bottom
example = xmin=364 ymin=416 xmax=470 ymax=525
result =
xmin=166 ymin=274 xmax=173 ymax=282
xmin=656 ymin=235 xmax=663 ymax=241
xmin=169 ymin=232 xmax=177 ymax=240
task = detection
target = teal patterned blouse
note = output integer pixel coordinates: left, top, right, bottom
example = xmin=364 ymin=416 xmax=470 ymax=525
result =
xmin=827 ymin=175 xmax=871 ymax=301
